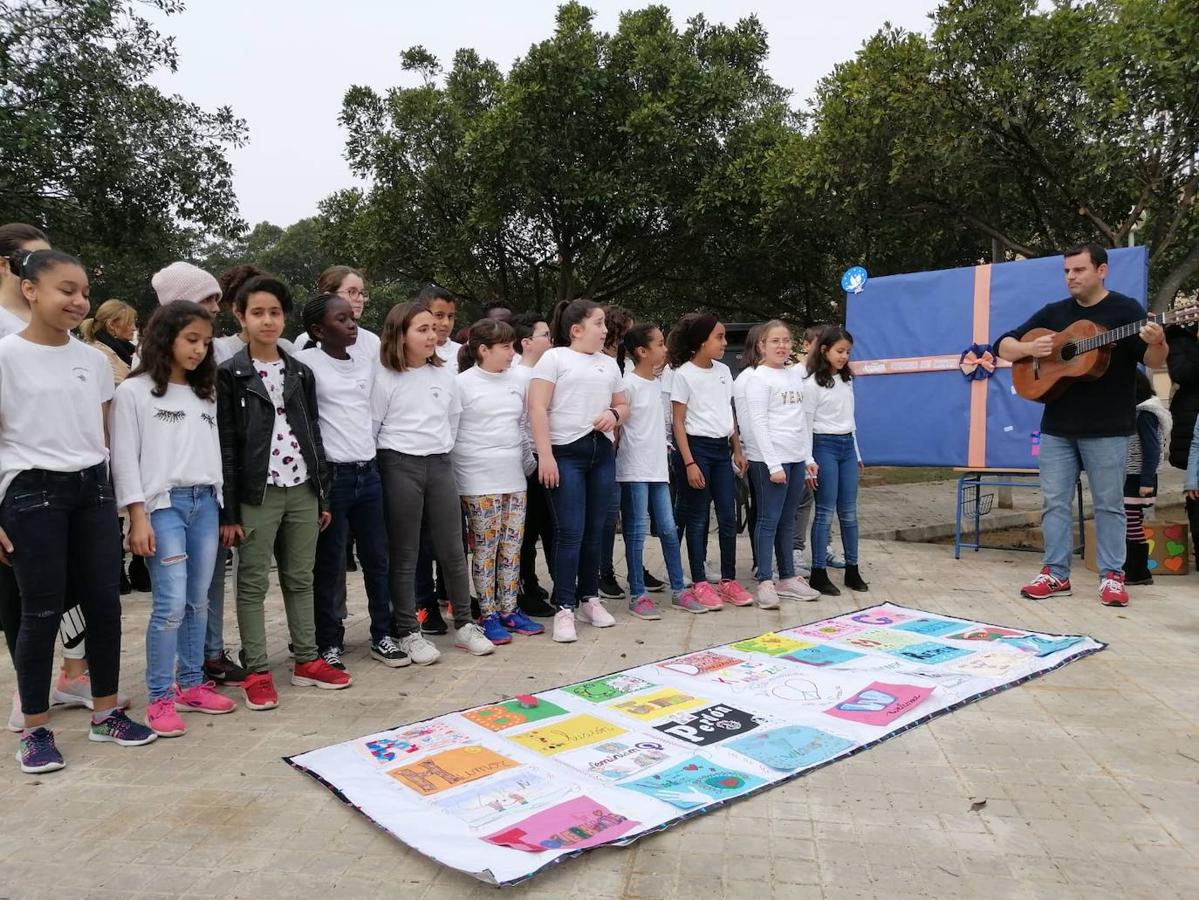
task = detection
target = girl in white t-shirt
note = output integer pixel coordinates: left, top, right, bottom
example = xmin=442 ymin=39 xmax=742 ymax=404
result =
xmin=372 ymin=301 xmax=495 ymax=662
xmin=0 ymin=250 xmax=156 ymax=773
xmin=617 ymin=325 xmax=704 ymax=619
xmin=739 ymin=321 xmax=822 ymax=609
xmin=667 ymin=313 xmax=753 ymax=610
xmin=111 ymin=301 xmax=236 ymax=737
xmin=454 ymin=319 xmax=543 ymax=645
xmin=298 ymin=294 xmax=403 ymax=670
xmin=528 ymin=299 xmax=630 ymax=643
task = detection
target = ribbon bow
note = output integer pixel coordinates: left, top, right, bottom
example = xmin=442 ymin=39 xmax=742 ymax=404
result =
xmin=959 ymin=343 xmax=997 ymax=380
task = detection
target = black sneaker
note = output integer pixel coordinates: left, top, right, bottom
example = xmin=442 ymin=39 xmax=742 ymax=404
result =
xmin=517 ymin=591 xmax=559 ymax=618
xmin=470 ymin=596 xmax=482 ymax=621
xmin=419 ymin=603 xmax=449 ymax=636
xmin=319 ymin=646 xmax=346 ymax=671
xmin=204 ymin=650 xmax=250 ymax=686
xmin=643 ymin=568 xmax=666 ymax=593
xmin=119 ymin=565 xmax=132 ymax=596
xmin=521 ymin=580 xmax=550 ymax=602
xmin=598 ymin=574 xmax=626 ymax=600
xmin=370 ymin=636 xmax=411 ymax=668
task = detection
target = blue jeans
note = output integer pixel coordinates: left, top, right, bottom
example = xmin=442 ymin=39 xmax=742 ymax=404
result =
xmin=145 ymin=486 xmax=220 ymax=701
xmin=678 ymin=435 xmax=738 ymax=582
xmin=621 ymin=482 xmax=685 ymax=597
xmin=812 ymin=434 xmax=860 ymax=568
xmin=1039 ymin=433 xmax=1128 ymax=578
xmin=748 ymin=462 xmax=803 ymax=582
xmin=545 ymin=432 xmax=615 ymax=609
xmin=314 ymin=461 xmax=393 ymax=648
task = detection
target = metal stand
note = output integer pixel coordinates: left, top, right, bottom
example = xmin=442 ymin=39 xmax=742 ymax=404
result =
xmin=954 ymin=468 xmax=1085 ymax=560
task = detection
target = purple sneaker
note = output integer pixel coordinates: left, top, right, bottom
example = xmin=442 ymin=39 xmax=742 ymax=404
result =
xmin=17 ymin=727 xmax=65 ymax=773
xmin=88 ymin=709 xmax=157 ymax=747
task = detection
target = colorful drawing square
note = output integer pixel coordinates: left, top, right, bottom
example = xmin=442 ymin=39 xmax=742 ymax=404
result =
xmin=888 ymin=641 xmax=974 ymax=665
xmin=946 ymin=624 xmax=1025 ymax=642
xmin=948 ymin=650 xmax=1026 ymax=677
xmin=356 ymin=722 xmax=470 ymax=764
xmin=653 ymin=703 xmax=766 ymax=746
xmin=727 ymin=725 xmax=854 ymax=771
xmin=507 ymin=715 xmax=627 ymax=756
xmin=840 ymin=629 xmax=923 ymax=652
xmin=658 ymin=651 xmax=741 ymax=676
xmin=838 ymin=609 xmax=915 ymax=627
xmin=555 ymin=737 xmax=685 ymax=782
xmin=708 ymin=660 xmax=792 ymax=687
xmin=610 ymin=688 xmax=707 ymax=720
xmin=462 ymin=698 xmax=569 ymax=732
xmin=484 ymin=796 xmax=639 ymax=853
xmin=781 ymin=645 xmax=865 ymax=667
xmin=386 ymin=746 xmax=519 ymax=796
xmin=787 ymin=620 xmax=867 ymax=641
xmin=563 ymin=674 xmax=655 ymax=703
xmin=998 ymin=634 xmax=1084 ymax=657
xmin=824 ymin=681 xmax=934 ymax=727
xmin=893 ymin=618 xmax=965 ymax=637
xmin=432 ymin=770 xmax=572 ymax=828
xmin=622 ymin=755 xmax=766 ymax=809
xmin=730 ymin=632 xmax=813 ymax=656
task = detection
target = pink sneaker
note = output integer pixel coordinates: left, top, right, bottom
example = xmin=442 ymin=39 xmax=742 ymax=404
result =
xmin=628 ymin=595 xmax=661 ymax=621
xmin=147 ymin=696 xmax=186 ymax=737
xmin=719 ymin=579 xmax=754 ymax=607
xmin=175 ymin=682 xmax=236 ymax=715
xmin=692 ymin=581 xmax=724 ymax=611
xmin=671 ymin=589 xmax=707 ymax=614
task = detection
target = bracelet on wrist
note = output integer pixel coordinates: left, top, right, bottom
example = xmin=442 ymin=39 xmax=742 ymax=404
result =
xmin=685 ymin=461 xmax=698 ymax=468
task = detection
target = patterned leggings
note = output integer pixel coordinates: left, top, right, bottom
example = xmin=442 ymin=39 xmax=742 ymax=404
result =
xmin=462 ymin=492 xmax=528 ymax=616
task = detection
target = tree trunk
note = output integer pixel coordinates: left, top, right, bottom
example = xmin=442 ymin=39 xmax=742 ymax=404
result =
xmin=1152 ymin=239 xmax=1199 ymax=313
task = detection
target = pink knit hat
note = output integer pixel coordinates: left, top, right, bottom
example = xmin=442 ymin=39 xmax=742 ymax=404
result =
xmin=151 ymin=261 xmax=221 ymax=306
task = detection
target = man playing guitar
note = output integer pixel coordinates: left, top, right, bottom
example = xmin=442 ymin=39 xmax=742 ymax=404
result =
xmin=996 ymin=242 xmax=1168 ymax=607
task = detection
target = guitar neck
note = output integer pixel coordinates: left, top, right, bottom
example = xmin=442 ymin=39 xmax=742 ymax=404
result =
xmin=1073 ymin=309 xmax=1174 ymax=353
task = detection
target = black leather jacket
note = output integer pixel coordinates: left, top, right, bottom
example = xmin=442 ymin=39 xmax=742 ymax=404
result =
xmin=217 ymin=347 xmax=328 ymax=524
xmin=1166 ymin=323 xmax=1199 ymax=469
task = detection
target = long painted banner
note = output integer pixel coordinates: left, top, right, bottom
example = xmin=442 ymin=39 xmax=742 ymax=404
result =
xmin=286 ymin=602 xmax=1104 ymax=885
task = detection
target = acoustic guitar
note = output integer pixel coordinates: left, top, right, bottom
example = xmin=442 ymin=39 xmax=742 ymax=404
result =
xmin=1011 ymin=306 xmax=1199 ymax=403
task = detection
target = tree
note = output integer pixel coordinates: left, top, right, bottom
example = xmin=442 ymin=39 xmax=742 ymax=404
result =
xmin=0 ymin=0 xmax=246 ymax=308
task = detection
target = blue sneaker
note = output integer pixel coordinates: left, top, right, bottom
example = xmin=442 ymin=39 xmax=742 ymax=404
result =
xmin=501 ymin=610 xmax=545 ymax=636
xmin=17 ymin=727 xmax=65 ymax=773
xmin=88 ymin=709 xmax=157 ymax=747
xmin=480 ymin=613 xmax=513 ymax=645
xmin=827 ymin=547 xmax=846 ymax=569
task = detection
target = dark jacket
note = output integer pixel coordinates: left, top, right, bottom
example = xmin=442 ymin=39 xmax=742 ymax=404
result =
xmin=217 ymin=347 xmax=328 ymax=524
xmin=1166 ymin=323 xmax=1199 ymax=469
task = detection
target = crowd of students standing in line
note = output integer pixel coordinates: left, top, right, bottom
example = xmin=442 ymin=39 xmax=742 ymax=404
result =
xmin=0 ymin=221 xmax=868 ymax=776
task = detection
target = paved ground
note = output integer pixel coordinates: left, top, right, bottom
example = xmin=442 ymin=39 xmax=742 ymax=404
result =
xmin=1 ymin=477 xmax=1196 ymax=899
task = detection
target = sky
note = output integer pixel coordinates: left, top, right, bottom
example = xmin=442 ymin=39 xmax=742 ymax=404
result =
xmin=148 ymin=1 xmax=941 ymax=228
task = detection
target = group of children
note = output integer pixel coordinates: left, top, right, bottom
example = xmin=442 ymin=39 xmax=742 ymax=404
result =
xmin=0 ymin=220 xmax=868 ymax=776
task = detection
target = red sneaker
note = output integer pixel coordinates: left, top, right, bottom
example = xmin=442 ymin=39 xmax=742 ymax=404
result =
xmin=242 ymin=672 xmax=278 ymax=711
xmin=292 ymin=657 xmax=353 ymax=690
xmin=1098 ymin=571 xmax=1129 ymax=607
xmin=1019 ymin=567 xmax=1072 ymax=599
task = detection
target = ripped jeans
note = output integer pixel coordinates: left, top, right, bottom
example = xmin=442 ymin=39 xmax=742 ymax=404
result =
xmin=145 ymin=486 xmax=220 ymax=701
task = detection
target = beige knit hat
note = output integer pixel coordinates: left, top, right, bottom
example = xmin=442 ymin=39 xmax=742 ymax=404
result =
xmin=151 ymin=261 xmax=221 ymax=306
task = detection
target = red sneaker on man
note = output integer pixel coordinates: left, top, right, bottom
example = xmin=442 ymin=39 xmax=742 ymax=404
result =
xmin=1098 ymin=571 xmax=1129 ymax=607
xmin=242 ymin=672 xmax=278 ymax=711
xmin=292 ymin=658 xmax=353 ymax=690
xmin=1019 ymin=567 xmax=1072 ymax=599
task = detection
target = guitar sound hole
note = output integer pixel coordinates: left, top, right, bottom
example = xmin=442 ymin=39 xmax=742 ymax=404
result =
xmin=1059 ymin=342 xmax=1077 ymax=362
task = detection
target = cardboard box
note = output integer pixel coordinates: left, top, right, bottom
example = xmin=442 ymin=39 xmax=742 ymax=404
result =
xmin=1083 ymin=520 xmax=1190 ymax=575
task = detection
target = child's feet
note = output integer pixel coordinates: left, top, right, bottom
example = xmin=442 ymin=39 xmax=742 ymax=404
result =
xmin=598 ymin=574 xmax=626 ymax=600
xmin=777 ymin=575 xmax=821 ymax=601
xmin=7 ymin=690 xmax=23 ymax=734
xmin=643 ymin=569 xmax=666 ymax=593
xmin=844 ymin=565 xmax=869 ymax=592
xmin=418 ymin=604 xmax=449 ymax=636
xmin=692 ymin=581 xmax=724 ymax=611
xmin=399 ymin=633 xmax=442 ymax=666
xmin=89 ymin=709 xmax=157 ymax=746
xmin=147 ymin=697 xmax=187 ymax=737
xmin=319 ymin=646 xmax=347 ymax=671
xmin=17 ymin=727 xmax=65 ymax=773
xmin=756 ymin=581 xmax=781 ymax=609
xmin=1020 ymin=567 xmax=1072 ymax=599
xmin=1099 ymin=571 xmax=1129 ymax=607
xmin=175 ymin=682 xmax=236 ymax=715
xmin=577 ymin=596 xmax=616 ymax=627
xmin=242 ymin=672 xmax=279 ymax=710
xmin=370 ymin=636 xmax=411 ymax=667
xmin=203 ymin=650 xmax=250 ymax=686
xmin=671 ymin=589 xmax=707 ymax=614
xmin=718 ymin=579 xmax=754 ymax=607
xmin=455 ymin=622 xmax=497 ymax=655
xmin=517 ymin=590 xmax=558 ymax=618
xmin=628 ymin=595 xmax=661 ymax=620
xmin=52 ymin=673 xmax=131 ymax=711
xmin=478 ymin=614 xmax=513 ymax=646
xmin=501 ymin=610 xmax=545 ymax=636
xmin=552 ymin=608 xmax=577 ymax=643
xmin=292 ymin=658 xmax=353 ymax=690
xmin=808 ymin=567 xmax=841 ymax=597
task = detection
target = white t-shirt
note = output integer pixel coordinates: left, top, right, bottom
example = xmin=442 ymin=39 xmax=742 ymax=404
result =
xmin=0 ymin=306 xmax=28 ymax=339
xmin=743 ymin=365 xmax=814 ymax=472
xmin=531 ymin=348 xmax=624 ymax=446
xmin=510 ymin=363 xmax=536 ymax=445
xmin=671 ymin=360 xmax=734 ymax=438
xmin=110 ymin=376 xmax=223 ymax=513
xmin=212 ymin=334 xmax=296 ymax=365
xmin=453 ymin=365 xmax=530 ymax=495
xmin=255 ymin=358 xmax=309 ymax=487
xmin=435 ymin=339 xmax=462 ymax=373
xmin=732 ymin=367 xmax=759 ymax=462
xmin=297 ymin=347 xmax=376 ymax=463
xmin=292 ymin=327 xmax=380 ymax=365
xmin=0 ymin=335 xmax=114 ymax=503
xmin=372 ymin=363 xmax=460 ymax=455
xmin=616 ymin=372 xmax=669 ymax=483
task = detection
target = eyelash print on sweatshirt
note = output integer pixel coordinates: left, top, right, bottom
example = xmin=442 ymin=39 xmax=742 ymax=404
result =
xmin=154 ymin=408 xmax=185 ymax=424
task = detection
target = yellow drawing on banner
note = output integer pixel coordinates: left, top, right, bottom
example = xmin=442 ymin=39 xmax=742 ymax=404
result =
xmin=610 ymin=688 xmax=708 ymax=720
xmin=507 ymin=715 xmax=627 ymax=756
xmin=385 ymin=746 xmax=519 ymax=796
xmin=730 ymin=632 xmax=814 ymax=656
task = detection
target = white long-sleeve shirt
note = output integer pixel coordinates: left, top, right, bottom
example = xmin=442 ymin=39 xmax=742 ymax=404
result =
xmin=743 ymin=365 xmax=814 ymax=473
xmin=802 ymin=371 xmax=862 ymax=461
xmin=732 ymin=367 xmax=759 ymax=462
xmin=453 ymin=365 xmax=532 ymax=495
xmin=371 ymin=363 xmax=460 ymax=456
xmin=110 ymin=375 xmax=223 ymax=512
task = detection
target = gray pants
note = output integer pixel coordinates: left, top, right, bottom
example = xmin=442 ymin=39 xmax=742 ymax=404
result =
xmin=793 ymin=483 xmax=814 ymax=551
xmin=378 ymin=450 xmax=472 ymax=634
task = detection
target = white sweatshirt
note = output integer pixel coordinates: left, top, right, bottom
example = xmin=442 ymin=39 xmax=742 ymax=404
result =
xmin=110 ymin=375 xmax=223 ymax=512
xmin=732 ymin=367 xmax=759 ymax=462
xmin=743 ymin=365 xmax=814 ymax=473
xmin=453 ymin=365 xmax=533 ymax=495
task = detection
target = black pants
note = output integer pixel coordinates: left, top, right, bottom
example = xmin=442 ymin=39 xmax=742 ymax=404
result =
xmin=1187 ymin=496 xmax=1199 ymax=566
xmin=519 ymin=472 xmax=555 ymax=589
xmin=0 ymin=465 xmax=122 ymax=716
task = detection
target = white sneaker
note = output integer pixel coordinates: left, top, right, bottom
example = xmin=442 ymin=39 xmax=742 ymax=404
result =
xmin=792 ymin=550 xmax=811 ymax=578
xmin=777 ymin=576 xmax=822 ymax=601
xmin=51 ymin=674 xmax=131 ymax=710
xmin=553 ymin=609 xmax=577 ymax=643
xmin=454 ymin=623 xmax=496 ymax=656
xmin=398 ymin=632 xmax=441 ymax=666
xmin=577 ymin=596 xmax=615 ymax=628
xmin=756 ymin=581 xmax=781 ymax=610
xmin=7 ymin=690 xmax=23 ymax=733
